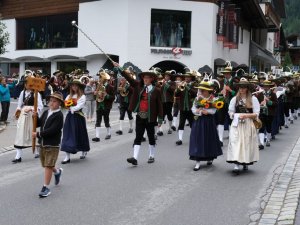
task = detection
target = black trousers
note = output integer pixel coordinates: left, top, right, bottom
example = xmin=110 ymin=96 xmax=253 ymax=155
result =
xmin=259 ymin=114 xmax=274 ymax=134
xmin=134 ymin=115 xmax=156 ymax=145
xmin=163 ymin=102 xmax=173 ymax=121
xmin=119 ymin=103 xmax=133 ymax=120
xmin=178 ymin=110 xmax=194 ymax=130
xmin=173 ymin=102 xmax=179 ymax=117
xmin=0 ymin=101 xmax=10 ymax=122
xmin=283 ymin=102 xmax=293 ymax=117
xmin=96 ymin=108 xmax=111 ymax=128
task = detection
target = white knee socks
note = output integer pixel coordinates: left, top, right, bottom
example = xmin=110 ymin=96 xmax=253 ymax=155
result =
xmin=119 ymin=120 xmax=123 ymax=131
xmin=259 ymin=133 xmax=265 ymax=145
xmin=15 ymin=149 xmax=22 ymax=159
xmin=178 ymin=130 xmax=184 ymax=141
xmin=129 ymin=119 xmax=133 ymax=129
xmin=133 ymin=145 xmax=140 ymax=160
xmin=107 ymin=127 xmax=111 ymax=135
xmin=64 ymin=152 xmax=70 ymax=161
xmin=95 ymin=127 xmax=101 ymax=138
xmin=217 ymin=125 xmax=224 ymax=142
xmin=168 ymin=121 xmax=172 ymax=130
xmin=149 ymin=145 xmax=155 ymax=158
xmin=172 ymin=117 xmax=177 ymax=127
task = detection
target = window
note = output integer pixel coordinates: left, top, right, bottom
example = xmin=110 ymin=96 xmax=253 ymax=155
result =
xmin=57 ymin=61 xmax=86 ymax=74
xmin=150 ymin=9 xmax=191 ymax=48
xmin=16 ymin=13 xmax=78 ymax=50
xmin=25 ymin=62 xmax=51 ymax=75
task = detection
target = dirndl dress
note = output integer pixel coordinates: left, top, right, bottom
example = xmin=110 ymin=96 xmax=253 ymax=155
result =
xmin=61 ymin=111 xmax=90 ymax=154
xmin=189 ymin=114 xmax=223 ymax=161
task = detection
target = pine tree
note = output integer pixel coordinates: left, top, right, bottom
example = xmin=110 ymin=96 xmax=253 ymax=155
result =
xmin=0 ymin=19 xmax=9 ymax=55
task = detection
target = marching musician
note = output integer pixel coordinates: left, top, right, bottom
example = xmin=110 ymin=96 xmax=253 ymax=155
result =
xmin=113 ymin=62 xmax=163 ymax=166
xmin=171 ymin=74 xmax=183 ymax=131
xmin=257 ymin=79 xmax=278 ymax=149
xmin=157 ymin=70 xmax=176 ymax=135
xmin=215 ymin=65 xmax=236 ymax=147
xmin=92 ymin=70 xmax=115 ymax=142
xmin=12 ymin=72 xmax=44 ymax=163
xmin=175 ymin=70 xmax=197 ymax=146
xmin=283 ymin=76 xmax=295 ymax=128
xmin=116 ymin=76 xmax=134 ymax=135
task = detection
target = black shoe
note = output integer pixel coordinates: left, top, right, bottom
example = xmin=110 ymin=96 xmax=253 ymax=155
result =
xmin=207 ymin=161 xmax=213 ymax=166
xmin=61 ymin=159 xmax=70 ymax=164
xmin=128 ymin=128 xmax=133 ymax=133
xmin=176 ymin=140 xmax=182 ymax=145
xmin=141 ymin=137 xmax=146 ymax=142
xmin=271 ymin=135 xmax=275 ymax=140
xmin=259 ymin=145 xmax=264 ymax=150
xmin=80 ymin=152 xmax=87 ymax=159
xmin=157 ymin=131 xmax=163 ymax=136
xmin=243 ymin=165 xmax=248 ymax=171
xmin=285 ymin=125 xmax=289 ymax=128
xmin=12 ymin=158 xmax=22 ymax=163
xmin=232 ymin=168 xmax=240 ymax=175
xmin=147 ymin=157 xmax=155 ymax=164
xmin=34 ymin=154 xmax=40 ymax=159
xmin=193 ymin=166 xmax=200 ymax=171
xmin=219 ymin=141 xmax=223 ymax=147
xmin=127 ymin=157 xmax=138 ymax=166
xmin=116 ymin=130 xmax=123 ymax=135
xmin=291 ymin=120 xmax=294 ymax=124
xmin=92 ymin=137 xmax=100 ymax=142
xmin=39 ymin=186 xmax=51 ymax=198
xmin=171 ymin=126 xmax=176 ymax=131
xmin=167 ymin=129 xmax=172 ymax=134
xmin=54 ymin=168 xmax=63 ymax=185
xmin=266 ymin=141 xmax=270 ymax=147
xmin=105 ymin=135 xmax=111 ymax=140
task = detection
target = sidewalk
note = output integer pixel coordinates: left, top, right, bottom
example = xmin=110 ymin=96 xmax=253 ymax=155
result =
xmin=0 ymin=123 xmax=6 ymax=133
xmin=253 ymin=134 xmax=300 ymax=225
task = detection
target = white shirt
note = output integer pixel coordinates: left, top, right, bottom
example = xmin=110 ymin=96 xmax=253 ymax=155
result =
xmin=66 ymin=94 xmax=86 ymax=114
xmin=17 ymin=90 xmax=43 ymax=115
xmin=145 ymin=84 xmax=153 ymax=93
xmin=228 ymin=96 xmax=260 ymax=117
xmin=47 ymin=108 xmax=61 ymax=119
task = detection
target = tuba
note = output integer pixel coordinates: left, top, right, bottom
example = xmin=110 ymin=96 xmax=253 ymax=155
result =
xmin=95 ymin=78 xmax=107 ymax=102
xmin=118 ymin=82 xmax=129 ymax=97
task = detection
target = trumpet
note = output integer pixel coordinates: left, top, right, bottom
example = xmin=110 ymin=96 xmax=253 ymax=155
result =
xmin=157 ymin=79 xmax=165 ymax=86
xmin=177 ymin=81 xmax=187 ymax=91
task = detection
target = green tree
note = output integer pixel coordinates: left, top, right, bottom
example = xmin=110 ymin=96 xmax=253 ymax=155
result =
xmin=283 ymin=52 xmax=293 ymax=71
xmin=0 ymin=19 xmax=9 ymax=55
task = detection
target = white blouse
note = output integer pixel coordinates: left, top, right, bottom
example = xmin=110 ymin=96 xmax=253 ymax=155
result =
xmin=228 ymin=96 xmax=260 ymax=117
xmin=191 ymin=95 xmax=217 ymax=116
xmin=66 ymin=94 xmax=86 ymax=114
xmin=17 ymin=90 xmax=43 ymax=115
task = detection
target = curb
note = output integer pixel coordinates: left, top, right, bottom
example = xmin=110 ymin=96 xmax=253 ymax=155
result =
xmin=256 ymin=137 xmax=300 ymax=225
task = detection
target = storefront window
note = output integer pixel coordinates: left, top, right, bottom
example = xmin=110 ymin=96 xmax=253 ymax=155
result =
xmin=57 ymin=61 xmax=86 ymax=74
xmin=0 ymin=63 xmax=20 ymax=76
xmin=150 ymin=9 xmax=191 ymax=48
xmin=25 ymin=62 xmax=51 ymax=75
xmin=16 ymin=13 xmax=78 ymax=50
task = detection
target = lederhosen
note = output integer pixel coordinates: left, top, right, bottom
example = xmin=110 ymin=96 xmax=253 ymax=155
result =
xmin=162 ymin=81 xmax=175 ymax=122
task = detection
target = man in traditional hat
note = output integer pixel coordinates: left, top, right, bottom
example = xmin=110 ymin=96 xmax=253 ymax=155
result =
xmin=174 ymin=70 xmax=197 ymax=145
xmin=157 ymin=70 xmax=176 ymax=135
xmin=113 ymin=62 xmax=163 ymax=166
xmin=215 ymin=66 xmax=236 ymax=146
xmin=257 ymin=79 xmax=278 ymax=149
xmin=92 ymin=70 xmax=115 ymax=142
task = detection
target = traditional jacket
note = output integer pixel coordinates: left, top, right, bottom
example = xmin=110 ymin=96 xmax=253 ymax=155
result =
xmin=119 ymin=68 xmax=163 ymax=124
xmin=161 ymin=80 xmax=176 ymax=103
xmin=37 ymin=109 xmax=64 ymax=147
xmin=175 ymin=83 xmax=197 ymax=111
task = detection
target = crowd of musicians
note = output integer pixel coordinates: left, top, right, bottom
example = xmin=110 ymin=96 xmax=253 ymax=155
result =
xmin=4 ymin=61 xmax=300 ymax=175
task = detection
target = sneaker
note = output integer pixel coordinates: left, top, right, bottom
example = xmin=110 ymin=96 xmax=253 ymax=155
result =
xmin=147 ymin=157 xmax=155 ymax=164
xmin=39 ymin=186 xmax=51 ymax=198
xmin=127 ymin=157 xmax=138 ymax=166
xmin=54 ymin=168 xmax=63 ymax=185
xmin=128 ymin=128 xmax=133 ymax=133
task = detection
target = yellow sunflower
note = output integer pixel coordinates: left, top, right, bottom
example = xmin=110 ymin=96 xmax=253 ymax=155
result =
xmin=200 ymin=99 xmax=207 ymax=105
xmin=215 ymin=101 xmax=224 ymax=109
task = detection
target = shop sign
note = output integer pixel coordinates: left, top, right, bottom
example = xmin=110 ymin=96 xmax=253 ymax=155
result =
xmin=150 ymin=47 xmax=192 ymax=59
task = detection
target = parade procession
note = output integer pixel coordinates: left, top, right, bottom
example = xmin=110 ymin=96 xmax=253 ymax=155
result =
xmin=2 ymin=0 xmax=300 ymax=225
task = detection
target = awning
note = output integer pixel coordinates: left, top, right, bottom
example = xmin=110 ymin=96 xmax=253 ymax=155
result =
xmin=250 ymin=41 xmax=280 ymax=66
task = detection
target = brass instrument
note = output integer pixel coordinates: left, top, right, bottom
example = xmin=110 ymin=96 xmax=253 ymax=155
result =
xmin=118 ymin=82 xmax=129 ymax=97
xmin=177 ymin=81 xmax=187 ymax=91
xmin=158 ymin=79 xmax=165 ymax=87
xmin=95 ymin=79 xmax=107 ymax=102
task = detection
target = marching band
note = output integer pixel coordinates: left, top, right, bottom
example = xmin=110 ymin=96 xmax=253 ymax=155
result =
xmin=4 ymin=62 xmax=300 ymax=175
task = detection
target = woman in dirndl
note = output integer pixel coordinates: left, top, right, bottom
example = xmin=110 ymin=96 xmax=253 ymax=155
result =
xmin=189 ymin=80 xmax=223 ymax=171
xmin=227 ymin=78 xmax=260 ymax=174
xmin=61 ymin=79 xmax=90 ymax=164
xmin=12 ymin=74 xmax=44 ymax=163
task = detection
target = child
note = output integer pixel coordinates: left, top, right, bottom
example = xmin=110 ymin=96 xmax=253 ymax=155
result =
xmin=32 ymin=92 xmax=64 ymax=197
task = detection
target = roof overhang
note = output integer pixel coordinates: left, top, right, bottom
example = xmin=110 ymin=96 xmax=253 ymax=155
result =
xmin=250 ymin=41 xmax=280 ymax=66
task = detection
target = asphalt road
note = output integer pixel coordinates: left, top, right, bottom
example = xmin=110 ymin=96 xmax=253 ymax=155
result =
xmin=0 ymin=100 xmax=300 ymax=225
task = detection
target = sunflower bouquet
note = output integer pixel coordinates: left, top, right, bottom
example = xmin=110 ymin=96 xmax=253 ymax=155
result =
xmin=195 ymin=96 xmax=224 ymax=109
xmin=64 ymin=98 xmax=77 ymax=109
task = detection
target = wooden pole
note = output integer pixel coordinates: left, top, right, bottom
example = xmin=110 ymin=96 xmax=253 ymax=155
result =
xmin=32 ymin=90 xmax=38 ymax=153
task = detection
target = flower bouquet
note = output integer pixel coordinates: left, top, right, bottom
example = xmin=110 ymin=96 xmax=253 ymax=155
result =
xmin=64 ymin=98 xmax=77 ymax=109
xmin=195 ymin=96 xmax=224 ymax=109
